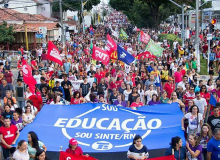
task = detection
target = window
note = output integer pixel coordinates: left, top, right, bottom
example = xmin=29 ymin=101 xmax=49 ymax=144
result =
xmin=41 ymin=7 xmax=45 ymax=11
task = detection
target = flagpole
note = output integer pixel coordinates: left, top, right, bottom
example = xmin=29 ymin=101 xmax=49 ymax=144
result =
xmin=59 ymin=0 xmax=65 ymax=48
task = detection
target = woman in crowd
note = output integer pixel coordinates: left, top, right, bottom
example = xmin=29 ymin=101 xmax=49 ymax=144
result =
xmin=13 ymin=140 xmax=29 ymax=160
xmin=181 ymin=105 xmax=203 ymax=136
xmin=127 ymin=135 xmax=149 ymax=160
xmin=7 ymin=97 xmax=18 ymax=112
xmin=34 ymin=149 xmax=48 ymax=160
xmin=28 ymin=131 xmax=47 ymax=160
xmin=137 ymin=83 xmax=145 ymax=103
xmin=91 ymin=82 xmax=98 ymax=96
xmin=148 ymin=94 xmax=161 ymax=105
xmin=11 ymin=111 xmax=23 ymax=131
xmin=70 ymin=91 xmax=85 ymax=104
xmin=89 ymin=93 xmax=98 ymax=103
xmin=168 ymin=92 xmax=185 ymax=111
xmin=197 ymin=123 xmax=212 ymax=160
xmin=145 ymin=84 xmax=157 ymax=105
xmin=1 ymin=104 xmax=13 ymax=123
xmin=50 ymin=95 xmax=63 ymax=105
xmin=200 ymin=85 xmax=210 ymax=105
xmin=113 ymin=94 xmax=127 ymax=107
xmin=41 ymin=87 xmax=48 ymax=104
xmin=123 ymin=84 xmax=132 ymax=103
xmin=130 ymin=96 xmax=144 ymax=110
xmin=186 ymin=134 xmax=202 ymax=160
xmin=160 ymin=91 xmax=169 ymax=104
xmin=165 ymin=136 xmax=186 ymax=160
xmin=66 ymin=138 xmax=88 ymax=157
xmin=206 ymin=79 xmax=214 ymax=92
xmin=24 ymin=100 xmax=38 ymax=116
xmin=128 ymin=87 xmax=140 ymax=107
xmin=23 ymin=106 xmax=35 ymax=126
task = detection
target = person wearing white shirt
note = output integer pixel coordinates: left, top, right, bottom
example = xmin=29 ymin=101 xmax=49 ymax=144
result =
xmin=193 ymin=92 xmax=207 ymax=119
xmin=13 ymin=140 xmax=29 ymax=160
xmin=144 ymin=84 xmax=157 ymax=105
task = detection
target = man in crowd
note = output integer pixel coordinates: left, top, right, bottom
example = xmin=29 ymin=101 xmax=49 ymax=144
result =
xmin=79 ymin=77 xmax=90 ymax=97
xmin=207 ymin=128 xmax=220 ymax=160
xmin=207 ymin=105 xmax=220 ymax=132
xmin=0 ymin=117 xmax=20 ymax=159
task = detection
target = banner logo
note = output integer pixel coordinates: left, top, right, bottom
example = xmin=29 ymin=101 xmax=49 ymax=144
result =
xmin=54 ymin=104 xmax=162 ymax=151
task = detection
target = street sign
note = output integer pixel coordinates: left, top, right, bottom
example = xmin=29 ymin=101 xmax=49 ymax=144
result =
xmin=39 ymin=27 xmax=47 ymax=38
xmin=207 ymin=34 xmax=212 ymax=40
xmin=35 ymin=33 xmax=43 ymax=39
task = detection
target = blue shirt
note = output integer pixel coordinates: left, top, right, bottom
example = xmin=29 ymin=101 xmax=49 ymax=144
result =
xmin=210 ymin=52 xmax=216 ymax=61
xmin=147 ymin=66 xmax=153 ymax=73
xmin=165 ymin=146 xmax=186 ymax=160
xmin=207 ymin=137 xmax=220 ymax=160
xmin=64 ymin=62 xmax=71 ymax=74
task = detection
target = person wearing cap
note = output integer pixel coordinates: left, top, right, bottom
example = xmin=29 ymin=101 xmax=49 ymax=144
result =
xmin=52 ymin=81 xmax=65 ymax=98
xmin=66 ymin=138 xmax=88 ymax=157
xmin=163 ymin=77 xmax=175 ymax=98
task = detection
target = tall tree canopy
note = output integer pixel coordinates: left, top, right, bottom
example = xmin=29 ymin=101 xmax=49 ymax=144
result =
xmin=0 ymin=21 xmax=14 ymax=44
xmin=109 ymin=0 xmax=211 ymax=29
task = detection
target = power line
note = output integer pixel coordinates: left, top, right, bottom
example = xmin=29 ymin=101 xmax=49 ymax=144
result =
xmin=3 ymin=0 xmax=84 ymax=10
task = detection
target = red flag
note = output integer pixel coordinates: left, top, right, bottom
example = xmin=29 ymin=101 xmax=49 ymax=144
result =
xmin=92 ymin=46 xmax=110 ymax=65
xmin=47 ymin=41 xmax=63 ymax=66
xmin=148 ymin=155 xmax=175 ymax=160
xmin=106 ymin=34 xmax=117 ymax=55
xmin=140 ymin=31 xmax=150 ymax=44
xmin=136 ymin=51 xmax=152 ymax=60
xmin=22 ymin=59 xmax=36 ymax=93
xmin=59 ymin=151 xmax=97 ymax=160
xmin=84 ymin=48 xmax=89 ymax=55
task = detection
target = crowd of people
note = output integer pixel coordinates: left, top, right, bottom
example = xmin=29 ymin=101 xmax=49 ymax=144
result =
xmin=0 ymin=8 xmax=219 ymax=160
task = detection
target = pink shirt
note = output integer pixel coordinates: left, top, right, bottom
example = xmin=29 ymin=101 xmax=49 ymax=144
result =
xmin=174 ymin=71 xmax=182 ymax=83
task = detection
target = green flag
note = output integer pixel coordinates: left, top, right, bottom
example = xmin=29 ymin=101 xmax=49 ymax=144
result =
xmin=119 ymin=28 xmax=128 ymax=41
xmin=90 ymin=40 xmax=93 ymax=54
xmin=145 ymin=39 xmax=164 ymax=57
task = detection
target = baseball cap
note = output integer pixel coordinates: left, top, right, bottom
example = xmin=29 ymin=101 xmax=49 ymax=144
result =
xmin=69 ymin=138 xmax=78 ymax=145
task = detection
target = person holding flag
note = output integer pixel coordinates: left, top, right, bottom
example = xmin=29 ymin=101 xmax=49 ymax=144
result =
xmin=150 ymin=65 xmax=161 ymax=94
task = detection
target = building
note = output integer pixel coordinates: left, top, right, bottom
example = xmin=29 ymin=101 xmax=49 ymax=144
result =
xmin=0 ymin=8 xmax=58 ymax=50
xmin=0 ymin=0 xmax=53 ymax=18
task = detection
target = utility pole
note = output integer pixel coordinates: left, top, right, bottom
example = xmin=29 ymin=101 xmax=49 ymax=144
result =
xmin=59 ymin=0 xmax=65 ymax=48
xmin=24 ymin=25 xmax=29 ymax=51
xmin=181 ymin=5 xmax=185 ymax=47
xmin=81 ymin=0 xmax=85 ymax=34
xmin=168 ymin=0 xmax=184 ymax=47
xmin=195 ymin=0 xmax=200 ymax=72
xmin=207 ymin=10 xmax=212 ymax=72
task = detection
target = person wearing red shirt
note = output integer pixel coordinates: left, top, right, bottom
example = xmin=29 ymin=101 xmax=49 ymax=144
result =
xmin=163 ymin=77 xmax=175 ymax=98
xmin=130 ymin=96 xmax=144 ymax=109
xmin=66 ymin=138 xmax=88 ymax=157
xmin=95 ymin=68 xmax=104 ymax=84
xmin=202 ymin=42 xmax=208 ymax=59
xmin=174 ymin=68 xmax=182 ymax=88
xmin=183 ymin=86 xmax=195 ymax=109
xmin=31 ymin=57 xmax=38 ymax=73
xmin=4 ymin=69 xmax=13 ymax=84
xmin=0 ymin=117 xmax=20 ymax=159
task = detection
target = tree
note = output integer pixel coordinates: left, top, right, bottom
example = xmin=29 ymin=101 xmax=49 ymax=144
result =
xmin=109 ymin=0 xmax=212 ymax=29
xmin=0 ymin=21 xmax=15 ymax=44
xmin=52 ymin=0 xmax=100 ymax=12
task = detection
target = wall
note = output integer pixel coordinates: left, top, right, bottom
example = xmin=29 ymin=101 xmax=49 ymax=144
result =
xmin=0 ymin=0 xmax=37 ymax=14
xmin=37 ymin=0 xmax=52 ymax=18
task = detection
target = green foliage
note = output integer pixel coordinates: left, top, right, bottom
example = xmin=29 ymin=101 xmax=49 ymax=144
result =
xmin=52 ymin=0 xmax=100 ymax=12
xmin=109 ymin=0 xmax=212 ymax=29
xmin=158 ymin=34 xmax=182 ymax=49
xmin=0 ymin=21 xmax=15 ymax=44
